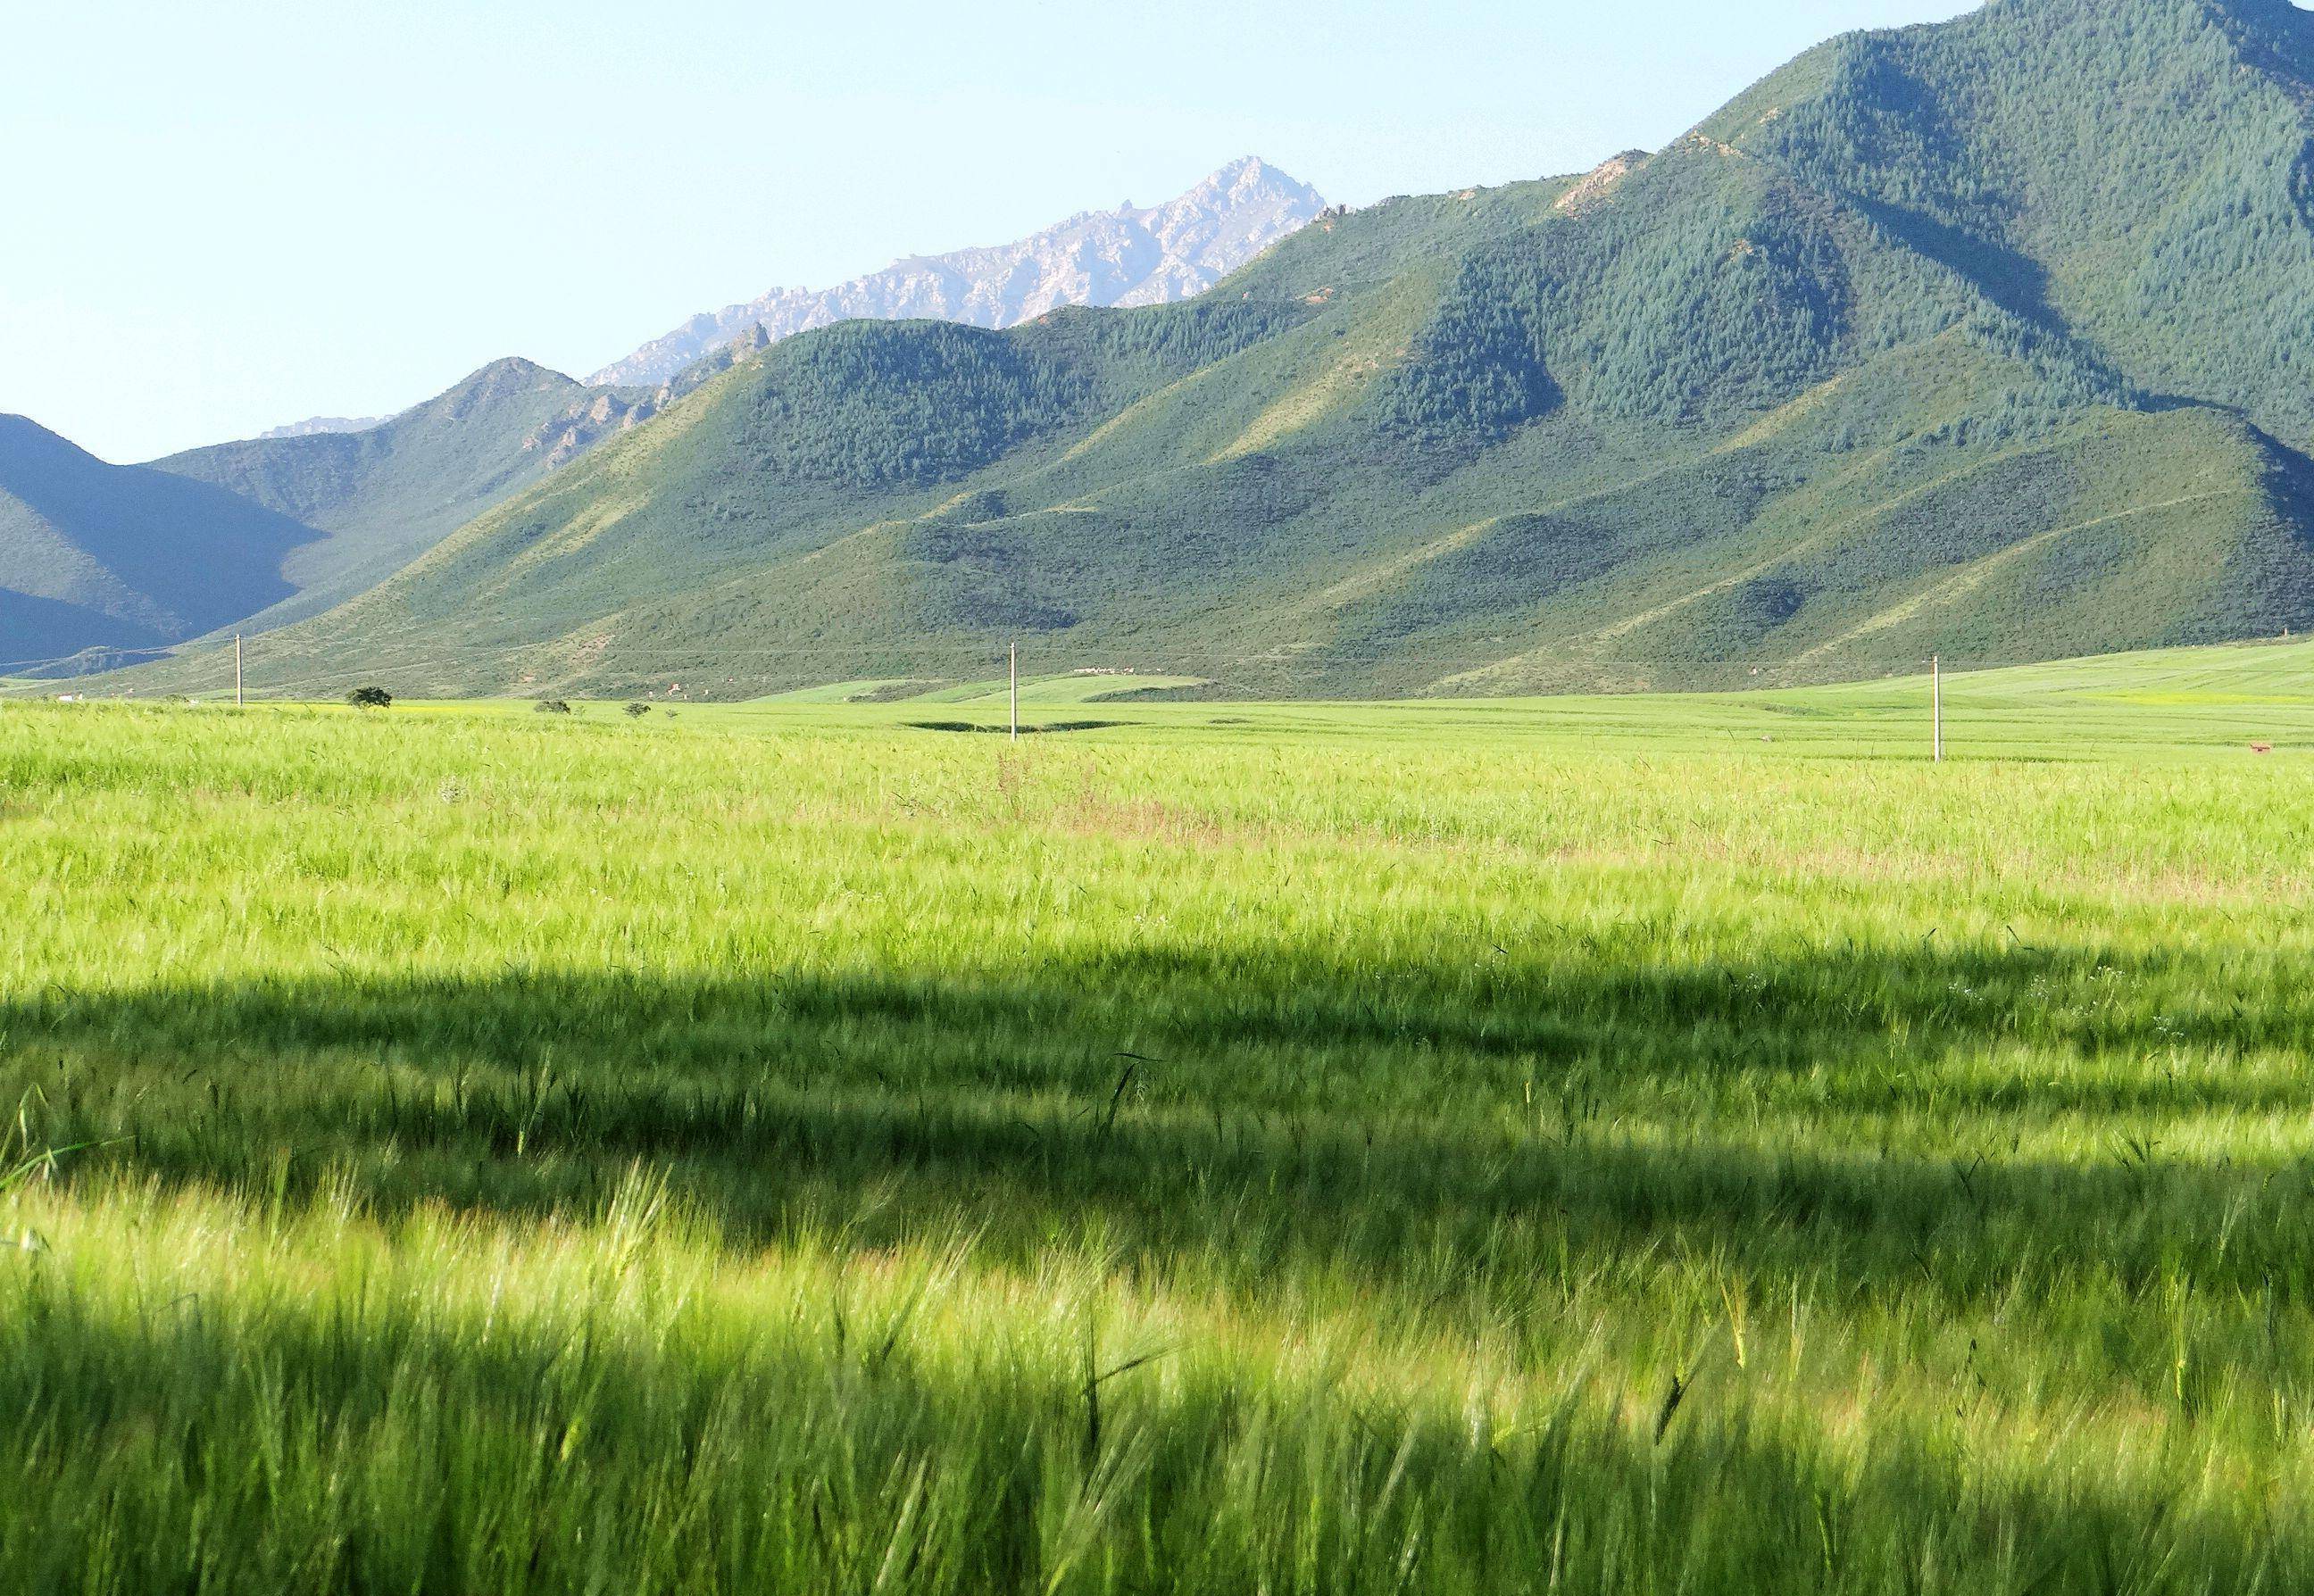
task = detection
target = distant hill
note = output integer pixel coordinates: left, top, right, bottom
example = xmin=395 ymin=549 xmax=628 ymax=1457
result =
xmin=0 ymin=356 xmax=670 ymax=665
xmin=145 ymin=357 xmax=653 ymax=635
xmin=0 ymin=415 xmax=322 ymax=667
xmin=588 ymin=157 xmax=1328 ymax=388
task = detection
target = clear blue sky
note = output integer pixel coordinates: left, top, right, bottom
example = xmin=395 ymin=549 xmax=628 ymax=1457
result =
xmin=4 ymin=0 xmax=1976 ymax=462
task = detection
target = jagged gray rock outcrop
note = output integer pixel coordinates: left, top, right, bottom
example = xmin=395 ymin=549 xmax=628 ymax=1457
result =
xmin=587 ymin=158 xmax=1325 ymax=388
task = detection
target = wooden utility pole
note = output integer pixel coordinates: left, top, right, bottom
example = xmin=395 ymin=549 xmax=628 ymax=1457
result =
xmin=1009 ymin=643 xmax=1020 ymax=743
xmin=235 ymin=634 xmax=244 ymax=708
xmin=1931 ymin=653 xmax=1942 ymax=763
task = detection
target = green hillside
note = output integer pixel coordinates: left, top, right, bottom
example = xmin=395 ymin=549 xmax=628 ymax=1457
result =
xmin=0 ymin=415 xmax=324 ymax=668
xmin=121 ymin=0 xmax=2314 ymax=699
xmin=147 ymin=357 xmax=641 ymax=635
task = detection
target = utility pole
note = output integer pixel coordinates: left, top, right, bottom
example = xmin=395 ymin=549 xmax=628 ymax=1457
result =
xmin=235 ymin=634 xmax=244 ymax=708
xmin=1009 ymin=642 xmax=1019 ymax=743
xmin=1931 ymin=653 xmax=1942 ymax=763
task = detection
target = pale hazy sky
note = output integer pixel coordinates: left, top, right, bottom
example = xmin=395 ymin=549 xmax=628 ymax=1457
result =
xmin=4 ymin=0 xmax=1977 ymax=461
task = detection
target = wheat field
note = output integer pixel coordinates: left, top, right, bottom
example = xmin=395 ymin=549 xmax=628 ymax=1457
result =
xmin=4 ymin=644 xmax=2314 ymax=1592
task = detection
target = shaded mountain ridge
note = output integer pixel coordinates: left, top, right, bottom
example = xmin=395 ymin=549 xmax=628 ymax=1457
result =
xmin=0 ymin=415 xmax=323 ymax=664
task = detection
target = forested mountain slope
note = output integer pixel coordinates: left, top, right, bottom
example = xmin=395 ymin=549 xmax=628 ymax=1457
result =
xmin=131 ymin=0 xmax=2314 ymax=698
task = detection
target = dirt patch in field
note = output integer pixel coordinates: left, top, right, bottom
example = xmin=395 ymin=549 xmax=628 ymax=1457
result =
xmin=1056 ymin=794 xmax=1244 ymax=846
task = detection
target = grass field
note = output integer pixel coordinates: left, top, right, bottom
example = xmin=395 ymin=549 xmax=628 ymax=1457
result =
xmin=5 ymin=640 xmax=2314 ymax=1592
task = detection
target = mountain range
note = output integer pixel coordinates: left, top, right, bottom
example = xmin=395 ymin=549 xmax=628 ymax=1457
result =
xmin=587 ymin=158 xmax=1329 ymax=388
xmin=0 ymin=159 xmax=1327 ymax=673
xmin=148 ymin=0 xmax=2313 ymax=701
xmin=27 ymin=0 xmax=2314 ymax=699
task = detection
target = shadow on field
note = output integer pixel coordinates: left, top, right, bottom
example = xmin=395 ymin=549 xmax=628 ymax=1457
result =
xmin=5 ymin=937 xmax=2311 ymax=1312
xmin=903 ymin=719 xmax=1127 ymax=735
xmin=7 ymin=935 xmax=2302 ymax=1104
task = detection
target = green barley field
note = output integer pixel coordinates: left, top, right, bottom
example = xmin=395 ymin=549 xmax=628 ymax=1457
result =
xmin=6 ymin=640 xmax=2314 ymax=1593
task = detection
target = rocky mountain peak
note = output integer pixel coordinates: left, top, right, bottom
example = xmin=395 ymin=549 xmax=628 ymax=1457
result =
xmin=1555 ymin=151 xmax=1650 ymax=215
xmin=256 ymin=414 xmax=389 ymax=441
xmin=586 ymin=160 xmax=1327 ymax=388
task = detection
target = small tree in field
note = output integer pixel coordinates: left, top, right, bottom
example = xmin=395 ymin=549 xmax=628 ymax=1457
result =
xmin=623 ymin=702 xmax=651 ymax=719
xmin=534 ymin=699 xmax=572 ymax=715
xmin=346 ymin=686 xmax=393 ymax=710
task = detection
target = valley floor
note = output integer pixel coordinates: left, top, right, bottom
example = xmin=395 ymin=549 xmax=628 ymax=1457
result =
xmin=4 ymin=641 xmax=2313 ymax=1592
